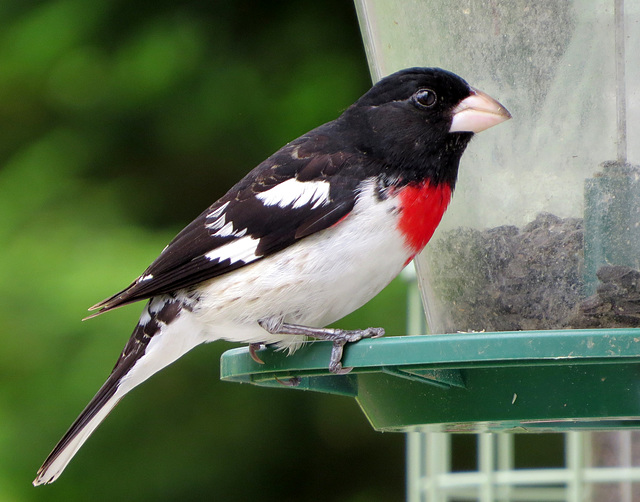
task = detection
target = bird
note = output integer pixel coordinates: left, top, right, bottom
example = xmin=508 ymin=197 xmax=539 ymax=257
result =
xmin=33 ymin=67 xmax=511 ymax=485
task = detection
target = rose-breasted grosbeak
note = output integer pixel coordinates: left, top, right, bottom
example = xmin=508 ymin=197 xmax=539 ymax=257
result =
xmin=34 ymin=67 xmax=510 ymax=485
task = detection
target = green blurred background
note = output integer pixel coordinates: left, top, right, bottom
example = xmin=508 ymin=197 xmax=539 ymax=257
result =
xmin=0 ymin=1 xmax=409 ymax=500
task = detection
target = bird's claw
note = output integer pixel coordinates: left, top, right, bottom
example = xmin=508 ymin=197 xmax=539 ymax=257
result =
xmin=249 ymin=343 xmax=265 ymax=364
xmin=275 ymin=376 xmax=301 ymax=387
xmin=329 ymin=362 xmax=354 ymax=375
xmin=366 ymin=327 xmax=385 ymax=339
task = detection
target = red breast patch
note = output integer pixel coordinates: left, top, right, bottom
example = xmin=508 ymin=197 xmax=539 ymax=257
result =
xmin=398 ymin=181 xmax=452 ymax=255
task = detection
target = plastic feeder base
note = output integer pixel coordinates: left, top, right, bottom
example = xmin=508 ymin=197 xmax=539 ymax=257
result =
xmin=220 ymin=329 xmax=640 ymax=432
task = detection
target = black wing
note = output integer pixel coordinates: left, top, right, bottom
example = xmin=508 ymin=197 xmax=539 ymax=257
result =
xmin=89 ymin=131 xmax=363 ymax=315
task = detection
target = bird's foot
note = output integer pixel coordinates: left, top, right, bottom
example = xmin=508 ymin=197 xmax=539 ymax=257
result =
xmin=258 ymin=319 xmax=384 ymax=374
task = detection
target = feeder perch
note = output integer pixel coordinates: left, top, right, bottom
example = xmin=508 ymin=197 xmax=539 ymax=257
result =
xmin=222 ymin=329 xmax=640 ymax=432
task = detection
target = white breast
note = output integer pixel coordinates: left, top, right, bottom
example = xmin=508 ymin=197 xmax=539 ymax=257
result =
xmin=194 ymin=179 xmax=412 ymax=351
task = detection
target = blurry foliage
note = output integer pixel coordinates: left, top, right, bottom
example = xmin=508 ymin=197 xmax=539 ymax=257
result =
xmin=0 ymin=1 xmax=407 ymax=501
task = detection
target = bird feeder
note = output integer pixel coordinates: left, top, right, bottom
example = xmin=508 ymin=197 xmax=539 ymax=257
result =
xmin=222 ymin=0 xmax=640 ymax=499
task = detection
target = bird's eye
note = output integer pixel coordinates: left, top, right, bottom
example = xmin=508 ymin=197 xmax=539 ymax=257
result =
xmin=412 ymin=89 xmax=437 ymax=109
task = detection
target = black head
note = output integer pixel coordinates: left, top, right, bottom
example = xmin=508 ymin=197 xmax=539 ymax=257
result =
xmin=339 ymin=67 xmax=510 ymax=187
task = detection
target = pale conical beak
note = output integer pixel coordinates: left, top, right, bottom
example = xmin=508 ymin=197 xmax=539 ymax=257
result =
xmin=449 ymin=88 xmax=511 ymax=133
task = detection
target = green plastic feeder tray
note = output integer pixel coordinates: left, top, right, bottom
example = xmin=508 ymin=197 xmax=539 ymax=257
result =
xmin=221 ymin=328 xmax=640 ymax=433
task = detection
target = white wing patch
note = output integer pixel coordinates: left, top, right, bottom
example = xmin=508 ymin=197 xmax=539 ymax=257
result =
xmin=215 ymin=222 xmax=247 ymax=238
xmin=205 ymin=202 xmax=247 ymax=238
xmin=204 ymin=235 xmax=260 ymax=264
xmin=207 ymin=218 xmax=247 ymax=238
xmin=256 ymin=179 xmax=330 ymax=210
xmin=207 ymin=201 xmax=229 ymax=220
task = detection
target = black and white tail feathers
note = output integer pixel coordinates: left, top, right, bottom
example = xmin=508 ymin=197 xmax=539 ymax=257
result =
xmin=34 ymin=297 xmax=193 ymax=485
xmin=33 ymin=346 xmax=143 ymax=484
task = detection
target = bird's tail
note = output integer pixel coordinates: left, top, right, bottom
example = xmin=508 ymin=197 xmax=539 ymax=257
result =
xmin=34 ymin=297 xmax=202 ymax=486
xmin=33 ymin=388 xmax=123 ymax=485
xmin=32 ymin=333 xmax=149 ymax=486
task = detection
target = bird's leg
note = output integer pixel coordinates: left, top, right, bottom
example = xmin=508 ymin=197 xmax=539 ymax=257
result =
xmin=258 ymin=319 xmax=384 ymax=374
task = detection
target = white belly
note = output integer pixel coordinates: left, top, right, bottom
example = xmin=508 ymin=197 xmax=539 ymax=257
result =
xmin=193 ymin=181 xmax=412 ymax=351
